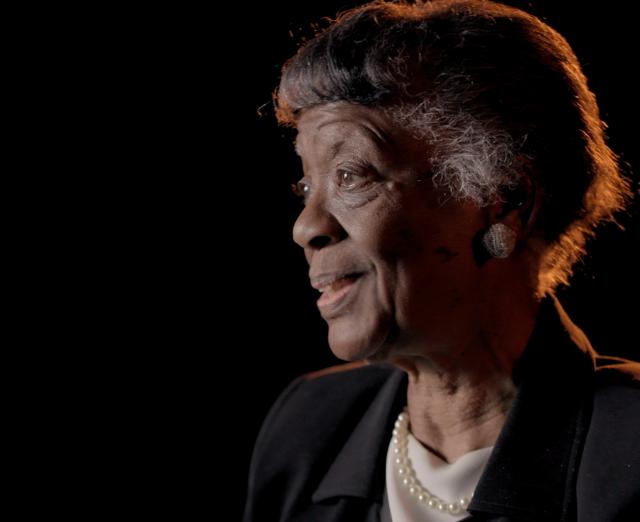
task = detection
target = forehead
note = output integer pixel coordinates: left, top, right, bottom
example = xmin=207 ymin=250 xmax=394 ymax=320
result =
xmin=294 ymin=102 xmax=396 ymax=157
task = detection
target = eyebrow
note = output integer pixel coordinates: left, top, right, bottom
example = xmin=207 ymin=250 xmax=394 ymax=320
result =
xmin=294 ymin=139 xmax=346 ymax=161
xmin=293 ymin=118 xmax=390 ymax=161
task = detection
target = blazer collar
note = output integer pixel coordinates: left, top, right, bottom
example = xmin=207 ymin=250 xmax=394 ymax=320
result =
xmin=468 ymin=296 xmax=596 ymax=521
xmin=312 ymin=296 xmax=596 ymax=520
xmin=312 ymin=365 xmax=407 ymax=503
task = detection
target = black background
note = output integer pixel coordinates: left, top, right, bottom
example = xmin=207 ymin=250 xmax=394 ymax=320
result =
xmin=221 ymin=2 xmax=639 ymax=518
xmin=85 ymin=1 xmax=639 ymax=518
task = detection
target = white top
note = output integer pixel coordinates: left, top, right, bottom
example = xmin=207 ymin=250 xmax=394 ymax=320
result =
xmin=380 ymin=431 xmax=493 ymax=522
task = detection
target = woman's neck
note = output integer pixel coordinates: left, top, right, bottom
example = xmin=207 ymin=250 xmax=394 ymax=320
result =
xmin=392 ymin=295 xmax=539 ymax=463
xmin=405 ymin=366 xmax=516 ymax=463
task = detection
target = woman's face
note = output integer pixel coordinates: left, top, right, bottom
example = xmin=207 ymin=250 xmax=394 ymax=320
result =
xmin=293 ymin=102 xmax=489 ymax=362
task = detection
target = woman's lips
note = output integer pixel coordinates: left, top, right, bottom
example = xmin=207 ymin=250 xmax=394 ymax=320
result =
xmin=316 ymin=274 xmax=363 ymax=311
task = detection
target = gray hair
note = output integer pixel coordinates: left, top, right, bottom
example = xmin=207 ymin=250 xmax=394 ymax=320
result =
xmin=389 ymin=99 xmax=520 ymax=205
xmin=275 ymin=0 xmax=632 ymax=295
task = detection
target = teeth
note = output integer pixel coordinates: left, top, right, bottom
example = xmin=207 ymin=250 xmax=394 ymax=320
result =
xmin=315 ymin=274 xmax=361 ymax=294
xmin=319 ymin=278 xmax=347 ymax=293
xmin=318 ymin=283 xmax=336 ymax=294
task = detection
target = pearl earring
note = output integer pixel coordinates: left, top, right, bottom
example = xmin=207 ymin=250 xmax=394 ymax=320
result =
xmin=482 ymin=223 xmax=516 ymax=258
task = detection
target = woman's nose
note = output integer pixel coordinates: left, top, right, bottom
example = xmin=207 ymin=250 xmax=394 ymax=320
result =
xmin=292 ymin=198 xmax=347 ymax=250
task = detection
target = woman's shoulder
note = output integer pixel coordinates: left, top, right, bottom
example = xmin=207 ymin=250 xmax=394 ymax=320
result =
xmin=577 ymin=357 xmax=640 ymax=517
xmin=594 ymin=354 xmax=640 ymax=385
xmin=301 ymin=360 xmax=402 ymax=392
xmin=258 ymin=361 xmax=404 ymax=435
xmin=259 ymin=362 xmax=400 ymax=449
xmin=245 ymin=362 xmax=406 ymax=520
xmin=588 ymin=355 xmax=640 ymax=437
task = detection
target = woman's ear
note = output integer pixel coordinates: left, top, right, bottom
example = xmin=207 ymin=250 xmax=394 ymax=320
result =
xmin=474 ymin=172 xmax=543 ymax=264
xmin=495 ymin=174 xmax=541 ymax=239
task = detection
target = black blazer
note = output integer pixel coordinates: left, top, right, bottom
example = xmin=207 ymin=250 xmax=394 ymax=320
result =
xmin=244 ymin=298 xmax=640 ymax=521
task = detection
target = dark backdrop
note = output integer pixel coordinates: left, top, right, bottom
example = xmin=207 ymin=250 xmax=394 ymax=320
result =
xmin=102 ymin=1 xmax=638 ymax=518
xmin=221 ymin=1 xmax=639 ymax=518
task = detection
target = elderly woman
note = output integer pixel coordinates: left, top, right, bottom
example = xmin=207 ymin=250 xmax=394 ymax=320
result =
xmin=244 ymin=1 xmax=639 ymax=521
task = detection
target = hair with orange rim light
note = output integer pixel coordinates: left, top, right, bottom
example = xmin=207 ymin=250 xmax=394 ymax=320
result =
xmin=274 ymin=0 xmax=632 ymax=296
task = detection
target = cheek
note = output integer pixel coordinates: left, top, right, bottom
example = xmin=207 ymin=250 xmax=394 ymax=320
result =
xmin=375 ymin=208 xmax=436 ymax=272
xmin=367 ymin=194 xmax=423 ymax=260
xmin=391 ymin=216 xmax=479 ymax=323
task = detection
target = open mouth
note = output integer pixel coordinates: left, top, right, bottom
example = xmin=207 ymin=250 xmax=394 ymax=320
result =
xmin=316 ymin=273 xmax=364 ymax=309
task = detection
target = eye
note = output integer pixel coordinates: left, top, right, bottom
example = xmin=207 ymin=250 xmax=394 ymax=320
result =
xmin=336 ymin=168 xmax=370 ymax=190
xmin=291 ymin=180 xmax=311 ymax=203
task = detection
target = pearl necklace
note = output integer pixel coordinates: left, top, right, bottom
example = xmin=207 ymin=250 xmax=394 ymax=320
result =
xmin=392 ymin=409 xmax=473 ymax=516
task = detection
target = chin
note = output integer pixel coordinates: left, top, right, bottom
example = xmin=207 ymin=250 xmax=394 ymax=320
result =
xmin=327 ymin=318 xmax=392 ymax=362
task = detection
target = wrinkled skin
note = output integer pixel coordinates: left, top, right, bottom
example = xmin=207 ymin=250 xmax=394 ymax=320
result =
xmin=293 ymin=102 xmax=496 ymax=364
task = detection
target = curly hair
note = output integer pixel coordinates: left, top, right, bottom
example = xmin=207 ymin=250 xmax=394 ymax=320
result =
xmin=275 ymin=0 xmax=631 ymax=295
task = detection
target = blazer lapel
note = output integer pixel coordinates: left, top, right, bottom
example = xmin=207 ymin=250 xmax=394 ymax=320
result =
xmin=312 ymin=366 xmax=407 ymax=506
xmin=469 ymin=297 xmax=595 ymax=521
